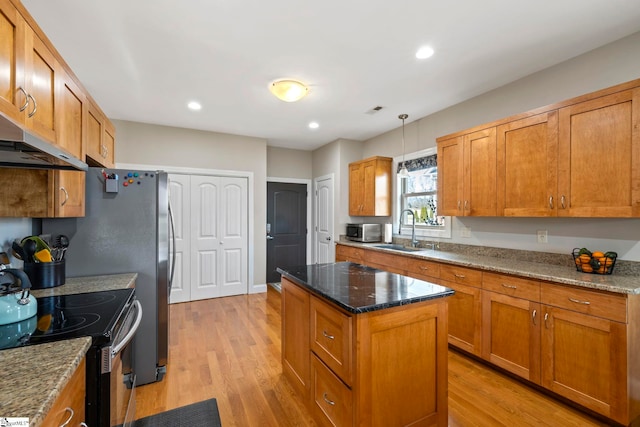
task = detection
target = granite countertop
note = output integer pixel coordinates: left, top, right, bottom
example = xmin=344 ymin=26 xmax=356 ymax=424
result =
xmin=0 ymin=337 xmax=91 ymax=426
xmin=30 ymin=272 xmax=137 ymax=298
xmin=277 ymin=262 xmax=454 ymax=313
xmin=338 ymin=241 xmax=640 ymax=295
xmin=1 ymin=273 xmax=137 ymax=425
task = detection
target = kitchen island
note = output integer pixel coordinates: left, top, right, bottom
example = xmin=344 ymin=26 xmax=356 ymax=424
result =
xmin=277 ymin=262 xmax=453 ymax=427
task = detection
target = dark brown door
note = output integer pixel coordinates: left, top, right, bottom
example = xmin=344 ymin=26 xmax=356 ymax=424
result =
xmin=267 ymin=182 xmax=307 ymax=283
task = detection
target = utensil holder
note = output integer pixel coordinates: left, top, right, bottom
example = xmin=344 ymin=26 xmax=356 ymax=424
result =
xmin=23 ymin=260 xmax=65 ymax=289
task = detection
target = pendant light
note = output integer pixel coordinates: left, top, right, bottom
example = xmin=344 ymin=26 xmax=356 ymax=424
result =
xmin=398 ymin=114 xmax=410 ymax=179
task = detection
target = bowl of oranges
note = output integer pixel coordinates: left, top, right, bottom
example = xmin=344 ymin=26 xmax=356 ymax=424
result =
xmin=572 ymin=248 xmax=617 ymax=275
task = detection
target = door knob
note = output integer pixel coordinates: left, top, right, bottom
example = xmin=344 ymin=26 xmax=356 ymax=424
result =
xmin=326 ymin=236 xmax=331 ymax=241
xmin=267 ymin=235 xmax=274 ymax=240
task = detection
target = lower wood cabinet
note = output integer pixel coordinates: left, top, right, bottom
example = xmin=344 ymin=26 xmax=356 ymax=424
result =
xmin=282 ymin=276 xmax=448 ymax=426
xmin=41 ymin=356 xmax=86 ymax=426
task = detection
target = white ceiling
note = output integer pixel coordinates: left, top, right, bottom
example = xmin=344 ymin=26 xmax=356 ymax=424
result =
xmin=22 ymin=0 xmax=640 ymax=151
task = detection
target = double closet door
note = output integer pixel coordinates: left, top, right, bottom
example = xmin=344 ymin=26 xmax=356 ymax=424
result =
xmin=169 ymin=174 xmax=248 ymax=303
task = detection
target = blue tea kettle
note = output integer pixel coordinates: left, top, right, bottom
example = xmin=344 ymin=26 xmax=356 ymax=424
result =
xmin=0 ymin=266 xmax=37 ymax=326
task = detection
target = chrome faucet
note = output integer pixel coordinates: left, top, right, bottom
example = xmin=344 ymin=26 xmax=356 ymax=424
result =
xmin=399 ymin=209 xmax=418 ymax=247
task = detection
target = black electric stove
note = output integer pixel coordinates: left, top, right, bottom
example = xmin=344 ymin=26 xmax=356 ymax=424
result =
xmin=0 ymin=288 xmax=135 ymax=350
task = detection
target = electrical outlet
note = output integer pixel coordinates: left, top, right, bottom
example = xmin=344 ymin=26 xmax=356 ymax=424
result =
xmin=460 ymin=227 xmax=471 ymax=238
xmin=537 ymin=230 xmax=548 ymax=244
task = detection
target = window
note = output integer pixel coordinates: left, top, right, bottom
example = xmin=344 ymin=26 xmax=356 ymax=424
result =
xmin=396 ymin=150 xmax=451 ymax=238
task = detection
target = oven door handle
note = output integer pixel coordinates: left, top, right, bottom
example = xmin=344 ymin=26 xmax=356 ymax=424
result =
xmin=112 ymin=300 xmax=143 ymax=357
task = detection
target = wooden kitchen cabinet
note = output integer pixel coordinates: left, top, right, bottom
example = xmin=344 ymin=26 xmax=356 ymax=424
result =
xmin=557 ymin=88 xmax=640 ymax=217
xmin=348 ymin=156 xmax=392 ymax=216
xmin=0 ymin=0 xmax=26 ymax=124
xmin=56 ymin=68 xmax=85 ymax=161
xmin=41 ymin=356 xmax=86 ymax=427
xmin=496 ymin=111 xmax=559 ymax=216
xmin=86 ymin=99 xmax=116 ymax=168
xmin=281 ymin=277 xmax=311 ymax=400
xmin=481 ymin=272 xmax=541 ymax=383
xmin=437 ymin=128 xmax=497 ymax=216
xmin=335 ymin=242 xmax=364 ymax=263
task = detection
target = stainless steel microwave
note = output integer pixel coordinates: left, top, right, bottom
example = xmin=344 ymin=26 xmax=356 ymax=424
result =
xmin=346 ymin=223 xmax=382 ymax=242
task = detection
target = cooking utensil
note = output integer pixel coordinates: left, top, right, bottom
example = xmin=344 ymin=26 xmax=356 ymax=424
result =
xmin=11 ymin=241 xmax=25 ymax=261
xmin=22 ymin=239 xmax=37 ymax=263
xmin=34 ymin=248 xmax=52 ymax=262
xmin=56 ymin=235 xmax=69 ymax=261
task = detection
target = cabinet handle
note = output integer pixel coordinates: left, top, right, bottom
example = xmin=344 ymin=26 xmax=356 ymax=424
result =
xmin=323 ymin=393 xmax=336 ymax=406
xmin=501 ymin=283 xmax=517 ymax=289
xmin=322 ymin=330 xmax=335 ymax=340
xmin=457 ymin=200 xmax=461 ymax=210
xmin=464 ymin=200 xmax=469 ymax=211
xmin=544 ymin=312 xmax=549 ymax=329
xmin=549 ymin=196 xmax=554 ymax=209
xmin=532 ymin=309 xmax=537 ymax=325
xmin=80 ymin=424 xmax=88 ymax=427
xmin=568 ymin=297 xmax=590 ymax=305
xmin=60 ymin=407 xmax=74 ymax=427
xmin=419 ymin=266 xmax=429 ymax=271
xmin=27 ymin=93 xmax=37 ymax=118
xmin=561 ymin=195 xmax=566 ymax=209
xmin=454 ymin=274 xmax=466 ymax=279
xmin=60 ymin=187 xmax=69 ymax=207
xmin=17 ymin=87 xmax=29 ymax=111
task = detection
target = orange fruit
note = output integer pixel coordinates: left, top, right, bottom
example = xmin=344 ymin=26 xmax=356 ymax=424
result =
xmin=581 ymin=264 xmax=593 ymax=273
xmin=597 ymin=266 xmax=606 ymax=274
xmin=599 ymin=257 xmax=614 ymax=267
xmin=575 ymin=257 xmax=581 ymax=265
xmin=592 ymin=251 xmax=604 ymax=258
xmin=579 ymin=254 xmax=591 ymax=263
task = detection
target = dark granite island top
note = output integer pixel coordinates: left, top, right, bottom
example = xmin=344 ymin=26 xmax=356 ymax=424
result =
xmin=276 ymin=261 xmax=454 ymax=313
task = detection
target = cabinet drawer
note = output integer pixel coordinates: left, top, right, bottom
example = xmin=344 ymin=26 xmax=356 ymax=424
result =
xmin=406 ymin=258 xmax=441 ymax=279
xmin=41 ymin=357 xmax=86 ymax=426
xmin=439 ymin=264 xmax=482 ymax=287
xmin=335 ymin=244 xmax=364 ymax=262
xmin=541 ymin=283 xmax=627 ymax=323
xmin=483 ymin=272 xmax=540 ymax=301
xmin=311 ymin=296 xmax=353 ymax=385
xmin=311 ymin=354 xmax=353 ymax=427
xmin=366 ymin=250 xmax=409 ymax=271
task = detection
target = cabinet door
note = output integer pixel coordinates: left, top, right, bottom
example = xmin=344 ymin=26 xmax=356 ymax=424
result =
xmin=541 ymin=306 xmax=627 ymax=422
xmin=464 ymin=127 xmax=497 ymax=216
xmin=349 ymin=162 xmax=364 ymax=215
xmin=41 ymin=357 xmax=86 ymax=426
xmin=437 ymin=136 xmax=463 ymax=216
xmin=310 ymin=354 xmax=353 ymax=427
xmin=54 ymin=170 xmax=85 ymax=217
xmin=56 ymin=70 xmax=85 ymax=159
xmin=558 ymin=88 xmax=640 ymax=217
xmin=0 ymin=0 xmax=26 ymax=123
xmin=23 ymin=26 xmax=57 ymax=143
xmin=482 ymin=291 xmax=541 ymax=383
xmin=281 ymin=278 xmax=310 ymax=399
xmin=497 ymin=112 xmax=558 ymax=216
xmin=361 ymin=159 xmax=376 ymax=215
xmin=441 ymin=280 xmax=482 ymax=355
xmin=103 ymin=119 xmax=116 ymax=168
xmin=85 ymin=101 xmax=104 ymax=164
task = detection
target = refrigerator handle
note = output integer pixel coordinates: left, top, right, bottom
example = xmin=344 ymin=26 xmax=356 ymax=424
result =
xmin=168 ymin=201 xmax=176 ymax=289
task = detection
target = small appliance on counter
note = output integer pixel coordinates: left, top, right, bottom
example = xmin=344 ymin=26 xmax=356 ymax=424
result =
xmin=346 ymin=223 xmax=382 ymax=242
xmin=0 ymin=252 xmax=36 ymax=327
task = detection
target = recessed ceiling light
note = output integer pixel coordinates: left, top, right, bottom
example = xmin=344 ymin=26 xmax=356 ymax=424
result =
xmin=308 ymin=121 xmax=319 ymax=129
xmin=187 ymin=101 xmax=202 ymax=111
xmin=416 ymin=46 xmax=435 ymax=59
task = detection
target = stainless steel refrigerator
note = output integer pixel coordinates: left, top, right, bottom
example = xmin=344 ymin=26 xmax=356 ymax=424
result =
xmin=42 ymin=167 xmax=174 ymax=385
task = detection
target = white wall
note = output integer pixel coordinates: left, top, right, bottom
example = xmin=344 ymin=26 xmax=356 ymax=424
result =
xmin=358 ymin=30 xmax=640 ymax=261
xmin=114 ymin=119 xmax=269 ymax=286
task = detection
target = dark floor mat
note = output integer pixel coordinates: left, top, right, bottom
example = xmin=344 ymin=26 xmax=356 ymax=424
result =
xmin=134 ymin=398 xmax=221 ymax=427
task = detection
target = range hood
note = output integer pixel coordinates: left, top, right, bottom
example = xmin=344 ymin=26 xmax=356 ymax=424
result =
xmin=0 ymin=115 xmax=88 ymax=171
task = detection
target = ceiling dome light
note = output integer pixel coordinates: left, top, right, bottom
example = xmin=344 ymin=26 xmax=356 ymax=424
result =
xmin=416 ymin=46 xmax=435 ymax=59
xmin=308 ymin=121 xmax=319 ymax=129
xmin=187 ymin=101 xmax=202 ymax=111
xmin=269 ymin=79 xmax=309 ymax=102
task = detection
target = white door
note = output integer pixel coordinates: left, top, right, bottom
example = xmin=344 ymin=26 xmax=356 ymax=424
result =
xmin=315 ymin=174 xmax=334 ymax=264
xmin=168 ymin=174 xmax=191 ymax=304
xmin=191 ymin=175 xmax=248 ymax=300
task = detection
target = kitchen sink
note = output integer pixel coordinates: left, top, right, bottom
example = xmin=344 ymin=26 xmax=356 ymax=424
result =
xmin=371 ymin=244 xmax=422 ymax=252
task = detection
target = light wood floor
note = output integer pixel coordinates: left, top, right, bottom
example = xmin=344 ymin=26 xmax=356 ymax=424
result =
xmin=135 ymin=286 xmax=610 ymax=426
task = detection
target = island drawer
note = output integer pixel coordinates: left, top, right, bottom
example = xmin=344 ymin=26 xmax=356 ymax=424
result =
xmin=310 ymin=296 xmax=353 ymax=385
xmin=439 ymin=264 xmax=482 ymax=287
xmin=483 ymin=272 xmax=540 ymax=301
xmin=311 ymin=354 xmax=353 ymax=427
xmin=406 ymin=258 xmax=441 ymax=279
xmin=335 ymin=244 xmax=364 ymax=263
xmin=541 ymin=283 xmax=627 ymax=323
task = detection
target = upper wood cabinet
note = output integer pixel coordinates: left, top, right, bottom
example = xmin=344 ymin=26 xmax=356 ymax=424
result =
xmin=86 ymin=100 xmax=115 ymax=168
xmin=497 ymin=111 xmax=559 ymax=216
xmin=56 ymin=69 xmax=85 ymax=160
xmin=557 ymin=88 xmax=640 ymax=217
xmin=437 ymin=128 xmax=497 ymax=216
xmin=348 ymin=156 xmax=392 ymax=216
xmin=0 ymin=0 xmax=26 ymax=123
xmin=438 ymin=78 xmax=640 ymax=218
